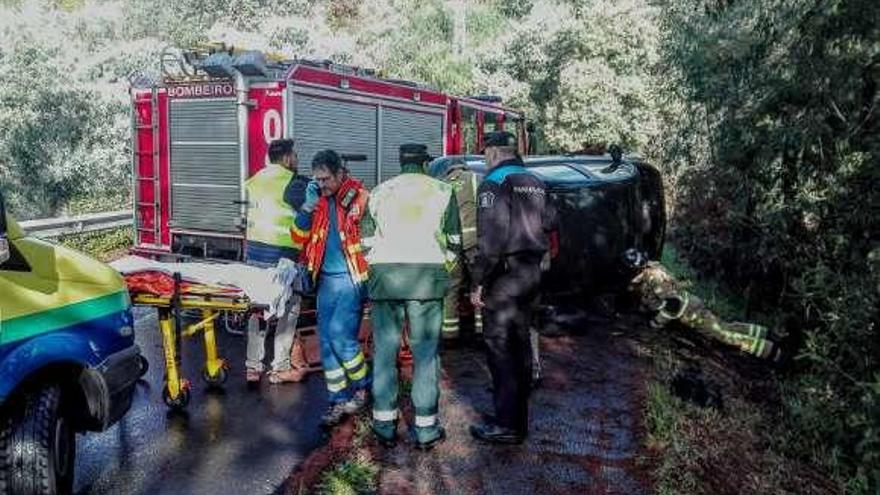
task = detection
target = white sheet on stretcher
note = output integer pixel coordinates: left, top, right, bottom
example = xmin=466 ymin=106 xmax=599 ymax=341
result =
xmin=110 ymin=255 xmax=300 ymax=319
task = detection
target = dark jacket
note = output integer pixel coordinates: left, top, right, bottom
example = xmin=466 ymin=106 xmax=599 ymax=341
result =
xmin=473 ymin=157 xmax=553 ymax=286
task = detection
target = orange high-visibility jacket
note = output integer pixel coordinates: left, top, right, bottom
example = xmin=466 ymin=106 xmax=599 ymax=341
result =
xmin=291 ymin=176 xmax=370 ymax=286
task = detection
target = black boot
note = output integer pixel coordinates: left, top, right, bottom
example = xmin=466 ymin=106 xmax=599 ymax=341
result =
xmin=469 ymin=422 xmax=524 ymax=445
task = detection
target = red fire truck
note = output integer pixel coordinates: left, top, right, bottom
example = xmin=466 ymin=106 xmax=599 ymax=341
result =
xmin=130 ymin=46 xmax=529 ymax=260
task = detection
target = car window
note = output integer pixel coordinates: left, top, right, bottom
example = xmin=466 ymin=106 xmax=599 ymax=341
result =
xmin=573 ymin=162 xmax=637 ymax=181
xmin=529 ymin=165 xmax=592 ymax=184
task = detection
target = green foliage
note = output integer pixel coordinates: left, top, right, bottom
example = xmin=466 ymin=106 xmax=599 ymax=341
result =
xmin=57 ymin=227 xmax=133 ymax=261
xmin=475 ymin=0 xmax=662 ymax=152
xmin=318 ymin=454 xmax=378 ymax=495
xmin=658 ymin=0 xmax=880 ymax=490
xmin=0 ymin=39 xmax=130 ymax=219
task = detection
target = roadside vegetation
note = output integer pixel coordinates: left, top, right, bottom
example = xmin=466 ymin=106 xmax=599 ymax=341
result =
xmin=316 ymin=415 xmax=378 ymax=495
xmin=57 ymin=227 xmax=133 ymax=262
xmin=644 ymin=245 xmax=841 ymax=494
xmin=1 ymin=0 xmax=877 ymax=492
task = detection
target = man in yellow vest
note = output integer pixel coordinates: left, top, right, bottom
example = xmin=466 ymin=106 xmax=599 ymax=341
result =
xmin=361 ymin=144 xmax=462 ymax=450
xmin=244 ymin=139 xmax=310 ymax=384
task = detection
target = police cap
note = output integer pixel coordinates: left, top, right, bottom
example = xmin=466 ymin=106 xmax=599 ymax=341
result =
xmin=482 ymin=131 xmax=517 ymax=151
xmin=399 ymin=143 xmax=431 ymax=166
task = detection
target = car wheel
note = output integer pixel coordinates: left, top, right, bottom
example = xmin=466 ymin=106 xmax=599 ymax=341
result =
xmin=0 ymin=385 xmax=76 ymax=495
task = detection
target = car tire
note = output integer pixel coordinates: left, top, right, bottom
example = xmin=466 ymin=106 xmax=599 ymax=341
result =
xmin=0 ymin=385 xmax=75 ymax=495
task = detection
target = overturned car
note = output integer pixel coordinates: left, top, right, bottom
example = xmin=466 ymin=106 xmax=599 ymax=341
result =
xmin=428 ymin=153 xmax=666 ymax=300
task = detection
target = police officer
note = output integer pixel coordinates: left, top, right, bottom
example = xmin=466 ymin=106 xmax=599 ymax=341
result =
xmin=469 ymin=131 xmax=552 ymax=445
xmin=361 ymin=144 xmax=462 ymax=450
xmin=442 ymin=158 xmax=482 ymax=342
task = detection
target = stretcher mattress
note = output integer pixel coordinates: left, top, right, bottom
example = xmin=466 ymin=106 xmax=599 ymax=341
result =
xmin=110 ymin=255 xmax=300 ymax=318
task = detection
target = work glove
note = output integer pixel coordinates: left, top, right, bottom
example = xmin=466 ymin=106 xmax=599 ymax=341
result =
xmin=302 ymin=180 xmax=320 ymax=213
xmin=470 ymin=286 xmax=485 ymax=309
xmin=540 ymin=251 xmax=551 ymax=273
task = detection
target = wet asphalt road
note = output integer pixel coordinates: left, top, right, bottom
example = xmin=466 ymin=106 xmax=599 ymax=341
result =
xmin=74 ymin=307 xmax=328 ymax=495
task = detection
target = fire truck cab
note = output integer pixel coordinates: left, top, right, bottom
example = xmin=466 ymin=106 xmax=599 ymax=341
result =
xmin=130 ymin=47 xmax=529 ymax=260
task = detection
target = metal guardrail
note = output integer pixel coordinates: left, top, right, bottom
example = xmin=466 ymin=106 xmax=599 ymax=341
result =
xmin=20 ymin=210 xmax=132 ymax=238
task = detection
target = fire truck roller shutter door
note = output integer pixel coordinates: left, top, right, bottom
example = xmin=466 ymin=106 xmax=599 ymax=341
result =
xmin=289 ymin=93 xmax=378 ymax=187
xmin=379 ymin=107 xmax=443 ymax=184
xmin=169 ymin=98 xmax=241 ymax=232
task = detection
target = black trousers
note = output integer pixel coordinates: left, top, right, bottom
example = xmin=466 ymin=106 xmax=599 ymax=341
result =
xmin=482 ymin=252 xmax=543 ymax=434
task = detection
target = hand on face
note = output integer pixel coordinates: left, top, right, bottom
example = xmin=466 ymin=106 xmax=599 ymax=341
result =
xmin=303 ymin=180 xmax=320 ymax=212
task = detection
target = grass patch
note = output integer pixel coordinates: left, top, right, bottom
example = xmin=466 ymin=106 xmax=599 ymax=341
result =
xmin=642 ymin=354 xmax=837 ymax=494
xmin=318 ymin=453 xmax=378 ymax=495
xmin=642 ymin=243 xmax=842 ymax=494
xmin=352 ymin=414 xmax=373 ymax=449
xmin=644 ymin=382 xmax=701 ymax=495
xmin=57 ymin=226 xmax=132 ymax=261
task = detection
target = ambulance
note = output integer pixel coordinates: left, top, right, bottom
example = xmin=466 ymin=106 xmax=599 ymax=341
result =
xmin=0 ymin=190 xmax=144 ymax=494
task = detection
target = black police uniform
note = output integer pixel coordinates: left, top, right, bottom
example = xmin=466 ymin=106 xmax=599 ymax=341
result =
xmin=473 ymin=146 xmax=552 ymax=437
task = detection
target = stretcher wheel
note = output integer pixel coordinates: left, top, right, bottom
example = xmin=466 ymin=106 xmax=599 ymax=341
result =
xmin=138 ymin=355 xmax=149 ymax=377
xmin=202 ymin=366 xmax=228 ymax=386
xmin=162 ymin=383 xmax=191 ymax=409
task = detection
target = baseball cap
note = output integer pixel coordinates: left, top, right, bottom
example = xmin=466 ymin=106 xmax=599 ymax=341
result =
xmin=399 ymin=143 xmax=432 ymax=166
xmin=482 ymin=131 xmax=517 ymax=152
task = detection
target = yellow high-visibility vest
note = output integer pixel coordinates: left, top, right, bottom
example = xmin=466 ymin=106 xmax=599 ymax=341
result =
xmin=245 ymin=164 xmax=296 ymax=249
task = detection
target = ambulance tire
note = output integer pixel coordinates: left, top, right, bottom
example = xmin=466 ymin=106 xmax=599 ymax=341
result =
xmin=0 ymin=384 xmax=75 ymax=495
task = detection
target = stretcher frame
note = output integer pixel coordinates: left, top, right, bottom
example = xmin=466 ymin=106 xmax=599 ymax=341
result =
xmin=130 ymin=272 xmax=257 ymax=409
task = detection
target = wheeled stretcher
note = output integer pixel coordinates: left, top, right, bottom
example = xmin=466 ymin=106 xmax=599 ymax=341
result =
xmin=130 ymin=272 xmax=256 ymax=408
xmin=111 ymin=255 xmax=305 ymax=409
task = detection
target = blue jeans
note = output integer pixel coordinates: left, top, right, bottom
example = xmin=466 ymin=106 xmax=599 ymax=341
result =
xmin=317 ymin=272 xmax=370 ymax=403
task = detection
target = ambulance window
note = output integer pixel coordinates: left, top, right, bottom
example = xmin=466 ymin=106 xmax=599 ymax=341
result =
xmin=0 ymin=243 xmax=30 ymax=272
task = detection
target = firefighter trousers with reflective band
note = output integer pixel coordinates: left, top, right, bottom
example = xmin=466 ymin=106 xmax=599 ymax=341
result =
xmin=442 ymin=251 xmax=482 ymax=339
xmin=482 ymin=252 xmax=543 ymax=434
xmin=318 ymin=272 xmax=369 ymax=403
xmin=371 ymin=299 xmax=443 ymax=443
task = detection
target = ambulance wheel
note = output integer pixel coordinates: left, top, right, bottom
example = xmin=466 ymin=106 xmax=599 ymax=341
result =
xmin=0 ymin=384 xmax=75 ymax=495
xmin=202 ymin=366 xmax=228 ymax=387
xmin=162 ymin=385 xmax=190 ymax=409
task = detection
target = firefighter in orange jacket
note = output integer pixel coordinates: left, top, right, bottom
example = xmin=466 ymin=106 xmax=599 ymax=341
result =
xmin=291 ymin=150 xmax=371 ymax=428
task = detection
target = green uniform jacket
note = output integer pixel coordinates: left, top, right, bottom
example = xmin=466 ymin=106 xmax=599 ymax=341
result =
xmin=446 ymin=167 xmax=479 ymax=253
xmin=360 ymin=172 xmax=461 ymax=300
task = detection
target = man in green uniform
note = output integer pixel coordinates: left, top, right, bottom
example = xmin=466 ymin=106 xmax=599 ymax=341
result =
xmin=442 ymin=159 xmax=482 ymax=342
xmin=361 ymin=144 xmax=461 ymax=450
